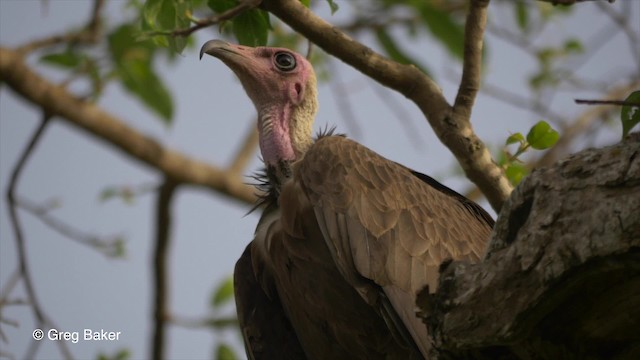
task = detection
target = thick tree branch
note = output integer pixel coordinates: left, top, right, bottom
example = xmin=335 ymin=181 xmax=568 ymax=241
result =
xmin=420 ymin=133 xmax=640 ymax=359
xmin=151 ymin=179 xmax=178 ymax=360
xmin=453 ymin=0 xmax=489 ymax=120
xmin=0 ymin=47 xmax=257 ymax=205
xmin=261 ymin=0 xmax=512 ymax=212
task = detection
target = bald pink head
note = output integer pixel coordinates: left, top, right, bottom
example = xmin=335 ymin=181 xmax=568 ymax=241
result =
xmin=200 ymin=40 xmax=318 ymax=167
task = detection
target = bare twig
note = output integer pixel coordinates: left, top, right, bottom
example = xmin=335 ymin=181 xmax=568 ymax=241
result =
xmin=154 ymin=0 xmax=261 ymax=38
xmin=261 ymin=0 xmax=512 ymax=211
xmin=537 ymin=0 xmax=615 ymax=4
xmin=151 ymin=179 xmax=178 ymax=360
xmin=0 ymin=269 xmax=22 ymax=344
xmin=100 ymin=182 xmax=160 ymax=203
xmin=535 ymin=81 xmax=640 ymax=167
xmin=6 ymin=117 xmax=51 ymax=326
xmin=575 ymin=99 xmax=640 ymax=106
xmin=0 ymin=47 xmax=257 ymax=205
xmin=168 ymin=315 xmax=238 ymax=329
xmin=15 ymin=196 xmax=125 ymax=258
xmin=6 ymin=115 xmax=74 ymax=360
xmin=15 ymin=0 xmax=104 ymax=54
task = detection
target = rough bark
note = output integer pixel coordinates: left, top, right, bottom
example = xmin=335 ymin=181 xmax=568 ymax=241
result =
xmin=419 ymin=133 xmax=640 ymax=359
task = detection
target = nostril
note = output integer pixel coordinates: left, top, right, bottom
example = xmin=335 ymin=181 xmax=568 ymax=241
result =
xmin=295 ymin=83 xmax=302 ymax=95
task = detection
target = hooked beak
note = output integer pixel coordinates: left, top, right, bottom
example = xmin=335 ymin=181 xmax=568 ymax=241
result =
xmin=199 ymin=39 xmax=260 ymax=78
xmin=200 ymin=39 xmax=248 ymax=61
xmin=199 ymin=39 xmax=238 ymax=60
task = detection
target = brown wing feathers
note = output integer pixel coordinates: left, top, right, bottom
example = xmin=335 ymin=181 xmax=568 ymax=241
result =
xmin=294 ymin=135 xmax=494 ymax=358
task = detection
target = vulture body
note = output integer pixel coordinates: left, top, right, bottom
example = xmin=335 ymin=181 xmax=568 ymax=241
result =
xmin=201 ymin=40 xmax=494 ymax=360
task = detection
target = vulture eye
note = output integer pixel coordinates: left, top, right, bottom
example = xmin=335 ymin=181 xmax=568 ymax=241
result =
xmin=274 ymin=52 xmax=296 ymax=71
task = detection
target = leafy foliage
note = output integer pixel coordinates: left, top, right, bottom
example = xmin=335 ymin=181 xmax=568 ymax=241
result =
xmin=96 ymin=348 xmax=130 ymax=360
xmin=108 ymin=24 xmax=174 ymax=123
xmin=411 ymin=0 xmax=465 ymax=60
xmin=530 ymin=39 xmax=583 ymax=90
xmin=39 ymin=49 xmax=104 ymax=98
xmin=142 ymin=0 xmax=191 ymax=52
xmin=208 ymin=0 xmax=271 ymax=47
xmin=526 ymin=121 xmax=560 ymax=150
xmin=210 ymin=276 xmax=235 ymax=308
xmin=326 ymin=0 xmax=339 ymax=14
xmin=621 ymin=90 xmax=640 ymax=139
xmin=502 ymin=121 xmax=559 ymax=185
xmin=216 ymin=343 xmax=238 ymax=360
xmin=208 ymin=276 xmax=240 ymax=360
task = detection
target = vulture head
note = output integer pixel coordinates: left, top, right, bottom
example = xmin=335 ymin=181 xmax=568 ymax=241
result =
xmin=200 ymin=40 xmax=317 ymax=183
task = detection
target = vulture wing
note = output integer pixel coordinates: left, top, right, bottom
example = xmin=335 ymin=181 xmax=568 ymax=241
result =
xmin=291 ymin=135 xmax=494 ymax=357
xmin=234 ymin=207 xmax=307 ymax=360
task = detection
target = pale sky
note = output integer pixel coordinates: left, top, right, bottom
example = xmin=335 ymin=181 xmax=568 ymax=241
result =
xmin=0 ymin=1 xmax=637 ymax=359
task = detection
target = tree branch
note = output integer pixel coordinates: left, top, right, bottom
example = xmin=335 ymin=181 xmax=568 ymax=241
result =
xmin=536 ymin=0 xmax=615 ymax=4
xmin=453 ymin=0 xmax=489 ymax=120
xmin=5 ymin=115 xmax=74 ymax=360
xmin=6 ymin=116 xmax=50 ymax=327
xmin=157 ymin=0 xmax=262 ymax=38
xmin=15 ymin=196 xmax=124 ymax=258
xmin=535 ymin=81 xmax=640 ymax=168
xmin=0 ymin=47 xmax=257 ymax=205
xmin=15 ymin=0 xmax=104 ymax=54
xmin=419 ymin=134 xmax=639 ymax=358
xmin=575 ymin=99 xmax=640 ymax=106
xmin=151 ymin=179 xmax=178 ymax=360
xmin=261 ymin=0 xmax=512 ymax=212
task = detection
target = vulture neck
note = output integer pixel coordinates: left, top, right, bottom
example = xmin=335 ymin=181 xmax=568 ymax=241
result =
xmin=258 ymin=78 xmax=317 ymax=194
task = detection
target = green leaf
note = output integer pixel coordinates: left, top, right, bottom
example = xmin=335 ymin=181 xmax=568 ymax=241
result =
xmin=233 ymin=9 xmax=270 ymax=46
xmin=207 ymin=0 xmax=270 ymax=46
xmin=216 ymin=343 xmax=237 ymax=360
xmin=96 ymin=348 xmax=130 ymax=360
xmin=99 ymin=187 xmax=119 ymax=202
xmin=505 ymin=132 xmax=525 ymax=146
xmin=505 ymin=163 xmax=527 ymax=185
xmin=326 ymin=0 xmax=339 ymax=14
xmin=413 ymin=0 xmax=465 ymax=60
xmin=564 ymin=39 xmax=583 ymax=54
xmin=515 ymin=0 xmax=528 ymax=31
xmin=621 ymin=90 xmax=640 ymax=139
xmin=208 ymin=0 xmax=236 ymax=13
xmin=40 ymin=51 xmax=82 ymax=68
xmin=210 ymin=277 xmax=234 ymax=308
xmin=374 ymin=29 xmax=431 ymax=77
xmin=526 ymin=121 xmax=559 ymax=150
xmin=108 ymin=24 xmax=174 ymax=123
xmin=299 ymin=0 xmax=311 ymax=7
xmin=142 ymin=0 xmax=191 ymax=53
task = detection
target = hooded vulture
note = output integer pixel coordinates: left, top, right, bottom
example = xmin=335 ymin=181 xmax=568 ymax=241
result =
xmin=200 ymin=40 xmax=494 ymax=360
